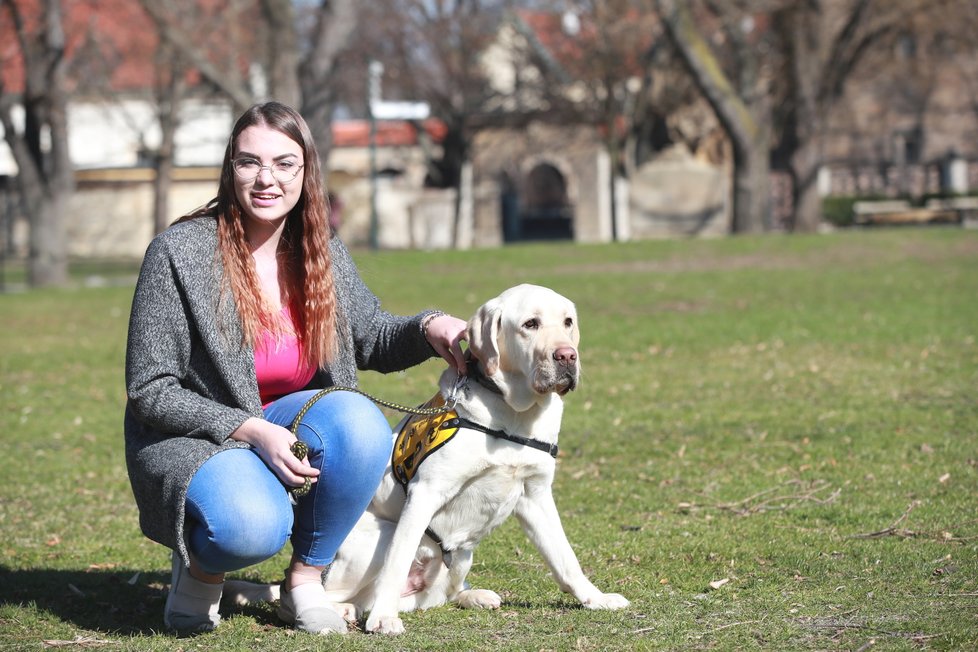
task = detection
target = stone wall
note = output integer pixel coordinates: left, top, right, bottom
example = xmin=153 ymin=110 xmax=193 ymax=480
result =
xmin=5 ymin=170 xmax=459 ymax=260
xmin=64 ymin=171 xmax=217 ymax=258
xmin=5 ymin=153 xmax=974 ymax=263
xmin=627 ymin=145 xmax=730 ymax=238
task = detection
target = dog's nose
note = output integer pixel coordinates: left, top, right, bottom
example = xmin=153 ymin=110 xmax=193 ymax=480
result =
xmin=553 ymin=346 xmax=578 ymax=366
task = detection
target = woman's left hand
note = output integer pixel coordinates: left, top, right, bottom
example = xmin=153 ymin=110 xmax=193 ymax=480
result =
xmin=424 ymin=313 xmax=468 ymax=374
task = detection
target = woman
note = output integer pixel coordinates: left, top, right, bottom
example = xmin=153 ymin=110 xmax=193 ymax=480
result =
xmin=124 ymin=101 xmax=467 ymax=636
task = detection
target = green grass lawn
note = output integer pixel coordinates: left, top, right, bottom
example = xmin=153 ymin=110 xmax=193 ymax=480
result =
xmin=1 ymin=228 xmax=976 ymax=650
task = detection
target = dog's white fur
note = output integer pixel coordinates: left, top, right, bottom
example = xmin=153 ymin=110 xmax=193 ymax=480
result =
xmin=224 ymin=284 xmax=628 ymax=634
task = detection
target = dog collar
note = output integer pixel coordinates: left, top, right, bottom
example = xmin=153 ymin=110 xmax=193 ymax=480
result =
xmin=465 ymin=357 xmax=504 ymax=396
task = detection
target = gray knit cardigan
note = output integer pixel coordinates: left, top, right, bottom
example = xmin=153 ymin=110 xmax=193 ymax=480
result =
xmin=124 ymin=217 xmax=439 ymax=566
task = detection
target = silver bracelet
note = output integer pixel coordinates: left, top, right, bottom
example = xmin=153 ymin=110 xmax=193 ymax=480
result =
xmin=421 ymin=311 xmax=446 ymax=339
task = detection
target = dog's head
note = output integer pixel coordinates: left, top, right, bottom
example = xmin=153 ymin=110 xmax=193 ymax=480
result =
xmin=468 ymin=284 xmax=580 ymax=401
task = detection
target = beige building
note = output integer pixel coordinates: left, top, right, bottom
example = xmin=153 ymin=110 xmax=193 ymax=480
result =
xmin=3 ymin=8 xmax=976 ymax=261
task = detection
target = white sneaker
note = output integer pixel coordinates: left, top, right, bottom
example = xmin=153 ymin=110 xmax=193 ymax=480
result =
xmin=163 ymin=551 xmax=223 ymax=635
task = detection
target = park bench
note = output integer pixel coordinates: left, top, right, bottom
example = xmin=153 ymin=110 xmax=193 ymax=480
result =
xmin=852 ymin=199 xmax=960 ymax=226
xmin=926 ymin=196 xmax=978 ymax=223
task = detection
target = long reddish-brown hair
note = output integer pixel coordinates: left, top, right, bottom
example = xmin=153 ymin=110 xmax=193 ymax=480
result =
xmin=181 ymin=102 xmax=337 ymax=367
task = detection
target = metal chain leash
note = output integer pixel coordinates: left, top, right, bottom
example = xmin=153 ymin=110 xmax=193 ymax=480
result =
xmin=287 ymin=379 xmax=466 ymax=499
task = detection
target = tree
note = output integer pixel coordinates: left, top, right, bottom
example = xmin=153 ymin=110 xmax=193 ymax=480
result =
xmin=295 ymin=0 xmax=359 ymax=157
xmin=0 ymin=0 xmax=73 ymax=287
xmin=140 ymin=0 xmax=356 ymax=167
xmin=135 ymin=0 xmax=357 ymax=232
xmin=652 ymin=0 xmax=772 ymax=233
xmin=354 ymin=0 xmax=509 ymax=190
xmin=137 ymin=0 xmax=254 ymax=234
xmin=510 ymin=1 xmax=659 ymax=240
xmin=772 ymin=0 xmax=907 ymax=232
xmin=653 ymin=0 xmax=969 ymax=233
xmin=138 ymin=0 xmax=254 ymax=115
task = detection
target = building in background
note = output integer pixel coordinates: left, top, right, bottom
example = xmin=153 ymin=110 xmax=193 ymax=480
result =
xmin=2 ymin=3 xmax=976 ymax=261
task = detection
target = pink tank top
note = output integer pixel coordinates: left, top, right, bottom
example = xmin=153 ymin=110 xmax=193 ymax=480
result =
xmin=254 ymin=309 xmax=317 ymax=407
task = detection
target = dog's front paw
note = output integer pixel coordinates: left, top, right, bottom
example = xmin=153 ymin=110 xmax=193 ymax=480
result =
xmin=456 ymin=588 xmax=502 ymax=609
xmin=333 ymin=602 xmax=358 ymax=623
xmin=365 ymin=613 xmax=405 ymax=635
xmin=582 ymin=592 xmax=630 ymax=610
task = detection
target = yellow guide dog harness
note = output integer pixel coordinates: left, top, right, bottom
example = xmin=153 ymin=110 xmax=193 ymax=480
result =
xmin=391 ymin=389 xmax=560 ymax=565
xmin=392 ymin=394 xmax=461 ymax=487
xmin=392 ymin=394 xmax=560 ymax=488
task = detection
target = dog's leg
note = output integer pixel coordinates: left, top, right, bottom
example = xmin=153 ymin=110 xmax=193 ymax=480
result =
xmin=448 ymin=549 xmax=502 ymax=610
xmin=365 ymin=486 xmax=445 ymax=635
xmin=515 ymin=485 xmax=630 ymax=610
xmin=221 ymin=579 xmax=280 ymax=607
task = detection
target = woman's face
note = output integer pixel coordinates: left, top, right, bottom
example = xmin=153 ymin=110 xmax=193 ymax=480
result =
xmin=232 ymin=125 xmax=305 ymax=237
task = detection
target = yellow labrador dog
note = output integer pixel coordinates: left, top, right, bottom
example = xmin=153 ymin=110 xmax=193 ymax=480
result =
xmin=226 ymin=284 xmax=629 ymax=633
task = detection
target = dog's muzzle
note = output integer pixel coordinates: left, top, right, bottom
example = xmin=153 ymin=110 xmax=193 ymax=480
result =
xmin=555 ymin=371 xmax=578 ymax=395
xmin=535 ymin=346 xmax=579 ymax=395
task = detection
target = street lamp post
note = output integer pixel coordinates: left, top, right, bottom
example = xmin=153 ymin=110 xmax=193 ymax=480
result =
xmin=368 ymin=60 xmax=384 ymax=251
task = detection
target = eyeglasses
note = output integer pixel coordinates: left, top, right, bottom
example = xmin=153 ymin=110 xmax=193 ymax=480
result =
xmin=232 ymin=157 xmax=304 ymax=184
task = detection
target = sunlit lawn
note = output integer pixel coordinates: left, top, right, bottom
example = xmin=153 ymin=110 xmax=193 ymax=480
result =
xmin=1 ymin=227 xmax=976 ymax=650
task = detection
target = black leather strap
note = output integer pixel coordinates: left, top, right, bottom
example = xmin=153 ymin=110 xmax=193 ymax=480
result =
xmin=448 ymin=417 xmax=559 ymax=458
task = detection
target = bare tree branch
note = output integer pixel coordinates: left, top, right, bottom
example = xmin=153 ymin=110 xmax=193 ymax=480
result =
xmin=138 ymin=0 xmax=253 ymax=112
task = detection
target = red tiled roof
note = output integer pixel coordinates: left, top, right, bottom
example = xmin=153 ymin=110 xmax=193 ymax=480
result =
xmin=333 ymin=119 xmax=448 ymax=148
xmin=2 ymin=1 xmax=444 ymax=148
xmin=2 ymin=0 xmax=251 ymax=94
xmin=68 ymin=0 xmax=161 ymax=92
xmin=514 ymin=8 xmax=654 ymax=79
xmin=2 ymin=0 xmax=157 ymax=94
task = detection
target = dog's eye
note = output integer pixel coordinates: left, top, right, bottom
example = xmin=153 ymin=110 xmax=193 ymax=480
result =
xmin=564 ymin=317 xmax=574 ymax=328
xmin=522 ymin=318 xmax=540 ymax=330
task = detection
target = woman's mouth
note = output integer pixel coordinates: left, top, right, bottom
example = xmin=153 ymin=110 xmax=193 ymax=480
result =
xmin=252 ymin=193 xmax=280 ymax=207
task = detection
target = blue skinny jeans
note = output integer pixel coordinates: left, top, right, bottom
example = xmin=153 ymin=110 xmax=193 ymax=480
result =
xmin=184 ymin=389 xmax=392 ymax=574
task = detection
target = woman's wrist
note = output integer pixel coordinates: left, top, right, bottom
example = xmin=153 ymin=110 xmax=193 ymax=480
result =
xmin=420 ymin=310 xmax=446 ymax=341
xmin=231 ymin=416 xmax=290 ymax=448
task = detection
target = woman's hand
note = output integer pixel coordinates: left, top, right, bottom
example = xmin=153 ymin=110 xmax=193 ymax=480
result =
xmin=424 ymin=313 xmax=468 ymax=375
xmin=230 ymin=417 xmax=320 ymax=488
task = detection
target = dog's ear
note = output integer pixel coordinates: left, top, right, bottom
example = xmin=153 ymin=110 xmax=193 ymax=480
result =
xmin=468 ymin=298 xmax=502 ymax=376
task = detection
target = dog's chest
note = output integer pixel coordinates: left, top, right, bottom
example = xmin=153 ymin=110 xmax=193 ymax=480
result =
xmin=430 ymin=463 xmax=542 ymax=549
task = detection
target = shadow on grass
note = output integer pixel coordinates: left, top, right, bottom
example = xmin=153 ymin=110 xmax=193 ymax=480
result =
xmin=0 ymin=565 xmax=279 ymax=637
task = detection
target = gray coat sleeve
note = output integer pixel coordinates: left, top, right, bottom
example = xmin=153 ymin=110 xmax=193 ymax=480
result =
xmin=125 ymin=231 xmax=256 ymax=446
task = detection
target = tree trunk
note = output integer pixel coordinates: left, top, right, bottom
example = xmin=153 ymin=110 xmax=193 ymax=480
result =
xmin=790 ymin=139 xmax=823 ymax=233
xmin=298 ymin=0 xmax=359 ymax=162
xmin=655 ymin=0 xmax=771 ymax=234
xmin=260 ymin=0 xmax=300 ymax=106
xmin=153 ymin=110 xmax=177 ymax=235
xmin=1 ymin=0 xmax=73 ymax=287
xmin=732 ymin=137 xmax=771 ymax=234
xmin=35 ymin=0 xmax=73 ymax=286
xmin=779 ymin=4 xmax=823 ymax=233
xmin=28 ymin=193 xmax=68 ymax=287
xmin=776 ymin=0 xmax=885 ymax=232
xmin=153 ymin=47 xmax=185 ymax=235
